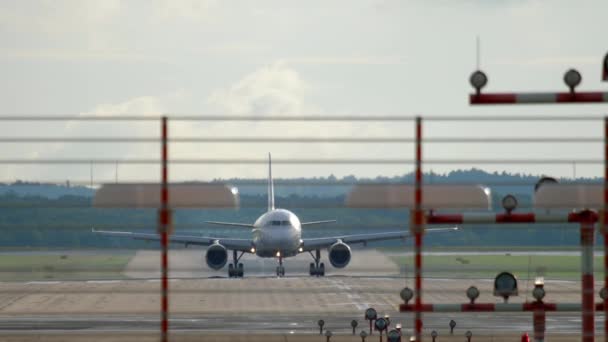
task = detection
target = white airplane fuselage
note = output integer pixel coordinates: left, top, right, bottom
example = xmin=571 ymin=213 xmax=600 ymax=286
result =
xmin=252 ymin=209 xmax=302 ymax=258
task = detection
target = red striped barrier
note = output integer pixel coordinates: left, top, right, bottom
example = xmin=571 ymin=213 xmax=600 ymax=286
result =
xmin=470 ymin=92 xmax=608 ymax=105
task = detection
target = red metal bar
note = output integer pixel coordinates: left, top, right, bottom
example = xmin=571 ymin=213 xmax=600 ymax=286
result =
xmin=532 ymin=308 xmax=545 ymax=342
xmin=604 ymin=116 xmax=608 ymax=341
xmin=413 ymin=116 xmax=423 ymax=340
xmin=400 ymin=302 xmax=567 ymax=313
xmin=581 ymin=211 xmax=596 ymax=342
xmin=470 ymin=92 xmax=608 ymax=105
xmin=160 ymin=116 xmax=169 ymax=342
xmin=426 ymin=212 xmax=598 ymax=225
xmin=603 ymin=54 xmax=607 ymax=81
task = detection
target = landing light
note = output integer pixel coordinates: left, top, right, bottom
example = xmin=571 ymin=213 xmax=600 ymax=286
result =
xmin=298 ymin=247 xmax=303 ymax=253
xmin=250 ymin=247 xmax=256 ymax=254
xmin=276 ymin=251 xmax=281 ymax=257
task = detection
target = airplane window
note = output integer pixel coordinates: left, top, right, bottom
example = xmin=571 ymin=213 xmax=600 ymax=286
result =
xmin=282 ymin=220 xmax=290 ymax=225
xmin=272 ymin=220 xmax=281 ymax=226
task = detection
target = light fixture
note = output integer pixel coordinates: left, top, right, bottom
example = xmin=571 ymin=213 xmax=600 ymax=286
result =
xmin=387 ymin=329 xmax=401 ymax=342
xmin=374 ymin=318 xmax=387 ymax=332
xmin=494 ymin=271 xmax=518 ymax=302
xmin=501 ymin=194 xmax=518 ymax=214
xmin=469 ymin=70 xmax=488 ymax=94
xmin=365 ymin=308 xmax=377 ymax=321
xmin=564 ymin=69 xmax=582 ymax=92
xmin=532 ymin=286 xmax=546 ymax=302
xmin=466 ymin=286 xmax=480 ymax=304
xmin=400 ymin=287 xmax=414 ymax=304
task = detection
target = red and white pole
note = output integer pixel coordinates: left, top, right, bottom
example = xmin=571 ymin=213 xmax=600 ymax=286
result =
xmin=599 ymin=116 xmax=608 ymax=342
xmin=603 ymin=54 xmax=608 ymax=81
xmin=470 ymin=92 xmax=608 ymax=105
xmin=413 ymin=116 xmax=424 ymax=340
xmin=532 ymin=307 xmax=545 ymax=342
xmin=581 ymin=210 xmax=596 ymax=342
xmin=160 ymin=116 xmax=170 ymax=342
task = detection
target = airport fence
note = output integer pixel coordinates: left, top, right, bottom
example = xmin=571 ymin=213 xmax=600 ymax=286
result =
xmin=0 ymin=113 xmax=606 ymax=342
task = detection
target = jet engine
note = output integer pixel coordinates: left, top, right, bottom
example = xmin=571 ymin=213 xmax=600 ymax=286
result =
xmin=328 ymin=241 xmax=351 ymax=268
xmin=205 ymin=243 xmax=228 ymax=270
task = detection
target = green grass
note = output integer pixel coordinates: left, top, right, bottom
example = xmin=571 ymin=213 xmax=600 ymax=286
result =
xmin=389 ymin=254 xmax=605 ymax=280
xmin=0 ymin=252 xmax=134 ymax=281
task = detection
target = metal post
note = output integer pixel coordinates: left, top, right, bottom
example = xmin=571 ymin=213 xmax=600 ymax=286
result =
xmin=160 ymin=116 xmax=169 ymax=342
xmin=581 ymin=210 xmax=596 ymax=342
xmin=533 ymin=308 xmax=545 ymax=342
xmin=604 ymin=116 xmax=608 ymax=341
xmin=413 ymin=116 xmax=424 ymax=341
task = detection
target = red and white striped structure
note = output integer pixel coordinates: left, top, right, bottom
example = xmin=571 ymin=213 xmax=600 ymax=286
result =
xmin=603 ymin=53 xmax=608 ymax=81
xmin=412 ymin=116 xmax=424 ymax=341
xmin=425 ymin=210 xmax=599 ymax=342
xmin=159 ymin=117 xmax=170 ymax=342
xmin=406 ymin=116 xmax=607 ymax=341
xmin=604 ymin=117 xmax=608 ymax=340
xmin=399 ymin=302 xmax=583 ymax=313
xmin=470 ymin=92 xmax=608 ymax=105
xmin=400 ymin=302 xmax=581 ymax=342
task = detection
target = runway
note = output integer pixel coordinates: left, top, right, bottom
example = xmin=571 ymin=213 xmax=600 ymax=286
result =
xmin=0 ymin=249 xmax=602 ymax=339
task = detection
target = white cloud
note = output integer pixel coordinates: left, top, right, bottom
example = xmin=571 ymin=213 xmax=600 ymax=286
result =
xmin=208 ymin=62 xmax=309 ymax=116
xmin=151 ymin=0 xmax=218 ymax=22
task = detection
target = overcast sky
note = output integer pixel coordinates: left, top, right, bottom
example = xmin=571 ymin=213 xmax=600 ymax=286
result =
xmin=0 ymin=0 xmax=606 ymax=183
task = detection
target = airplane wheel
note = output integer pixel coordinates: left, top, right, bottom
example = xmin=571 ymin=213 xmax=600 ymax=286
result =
xmin=280 ymin=266 xmax=285 ymax=277
xmin=228 ymin=264 xmax=235 ymax=278
xmin=276 ymin=266 xmax=281 ymax=277
xmin=309 ymin=263 xmax=315 ymax=276
xmin=237 ymin=263 xmax=244 ymax=278
xmin=319 ymin=263 xmax=325 ymax=277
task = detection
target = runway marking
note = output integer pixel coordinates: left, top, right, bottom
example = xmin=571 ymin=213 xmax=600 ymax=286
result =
xmin=145 ymin=279 xmax=180 ymax=283
xmin=85 ymin=280 xmax=122 ymax=284
xmin=329 ymin=279 xmax=368 ymax=310
xmin=25 ymin=281 xmax=61 ymax=285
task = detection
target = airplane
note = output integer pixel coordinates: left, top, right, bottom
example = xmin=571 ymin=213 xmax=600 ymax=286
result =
xmin=93 ymin=154 xmax=457 ymax=278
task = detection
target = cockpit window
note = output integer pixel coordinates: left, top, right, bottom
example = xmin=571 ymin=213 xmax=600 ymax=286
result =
xmin=269 ymin=220 xmax=290 ymax=226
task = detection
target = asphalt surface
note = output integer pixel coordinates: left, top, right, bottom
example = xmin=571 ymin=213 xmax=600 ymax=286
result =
xmin=0 ymin=249 xmax=603 ymax=338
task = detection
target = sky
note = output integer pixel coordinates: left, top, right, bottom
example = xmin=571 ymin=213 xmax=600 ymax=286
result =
xmin=0 ymin=0 xmax=607 ymax=183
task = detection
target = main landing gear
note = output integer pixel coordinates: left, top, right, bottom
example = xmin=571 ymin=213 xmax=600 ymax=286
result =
xmin=308 ymin=249 xmax=325 ymax=277
xmin=228 ymin=250 xmax=245 ymax=278
xmin=276 ymin=255 xmax=285 ymax=277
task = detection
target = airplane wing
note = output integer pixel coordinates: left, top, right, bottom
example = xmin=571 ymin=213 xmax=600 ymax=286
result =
xmin=92 ymin=228 xmax=252 ymax=251
xmin=300 ymin=227 xmax=458 ymax=251
xmin=301 ymin=220 xmax=337 ymax=226
xmin=204 ymin=221 xmax=255 ymax=228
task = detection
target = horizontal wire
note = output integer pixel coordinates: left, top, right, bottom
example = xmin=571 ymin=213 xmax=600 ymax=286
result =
xmin=0 ymin=224 xmax=417 ymax=230
xmin=0 ymin=115 xmax=604 ymax=121
xmin=1 ymin=180 xmax=600 ymax=186
xmin=0 ymin=158 xmax=601 ymax=164
xmin=0 ymin=137 xmax=601 ymax=143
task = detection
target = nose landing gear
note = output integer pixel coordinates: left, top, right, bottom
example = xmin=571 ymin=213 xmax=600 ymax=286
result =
xmin=276 ymin=254 xmax=285 ymax=277
xmin=308 ymin=249 xmax=325 ymax=277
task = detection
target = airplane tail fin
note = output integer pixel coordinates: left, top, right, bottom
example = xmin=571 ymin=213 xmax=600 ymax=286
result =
xmin=267 ymin=153 xmax=275 ymax=211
